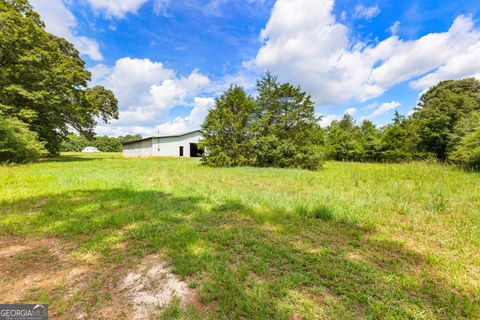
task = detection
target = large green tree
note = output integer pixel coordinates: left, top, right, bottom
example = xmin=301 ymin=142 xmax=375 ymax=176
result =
xmin=250 ymin=72 xmax=324 ymax=169
xmin=201 ymin=85 xmax=256 ymax=167
xmin=413 ymin=78 xmax=480 ymax=160
xmin=201 ymin=74 xmax=324 ymax=170
xmin=0 ymin=0 xmax=118 ymax=156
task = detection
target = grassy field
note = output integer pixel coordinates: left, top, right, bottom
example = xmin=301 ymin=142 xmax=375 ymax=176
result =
xmin=0 ymin=153 xmax=479 ymax=319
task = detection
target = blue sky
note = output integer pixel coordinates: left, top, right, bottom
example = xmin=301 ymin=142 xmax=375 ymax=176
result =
xmin=31 ymin=0 xmax=480 ymax=136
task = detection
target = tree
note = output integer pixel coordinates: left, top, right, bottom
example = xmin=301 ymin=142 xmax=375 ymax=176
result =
xmin=0 ymin=112 xmax=46 ymax=162
xmin=413 ymin=78 xmax=480 ymax=160
xmin=118 ymin=134 xmax=142 ymax=144
xmin=93 ymin=136 xmax=122 ymax=152
xmin=449 ymin=110 xmax=480 ymax=150
xmin=325 ymin=114 xmax=363 ymax=161
xmin=201 ymin=85 xmax=256 ymax=167
xmin=201 ymin=73 xmax=324 ymax=170
xmin=449 ymin=110 xmax=480 ymax=169
xmin=0 ymin=0 xmax=118 ymax=157
xmin=60 ymin=134 xmax=89 ymax=152
xmin=60 ymin=134 xmax=142 ymax=152
xmin=250 ymin=72 xmax=324 ymax=170
xmin=380 ymin=111 xmax=423 ymax=162
xmin=359 ymin=120 xmax=382 ymax=162
xmin=449 ymin=127 xmax=480 ymax=170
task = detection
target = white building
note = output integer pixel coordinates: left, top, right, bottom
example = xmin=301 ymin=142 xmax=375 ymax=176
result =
xmin=82 ymin=146 xmax=100 ymax=153
xmin=122 ymin=130 xmax=203 ymax=158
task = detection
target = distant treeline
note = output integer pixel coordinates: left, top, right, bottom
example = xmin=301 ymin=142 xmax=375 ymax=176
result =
xmin=202 ymin=75 xmax=480 ymax=170
xmin=323 ymin=78 xmax=480 ymax=170
xmin=60 ymin=134 xmax=142 ymax=152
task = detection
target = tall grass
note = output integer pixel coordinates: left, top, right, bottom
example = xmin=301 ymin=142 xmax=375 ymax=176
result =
xmin=0 ymin=153 xmax=479 ymax=319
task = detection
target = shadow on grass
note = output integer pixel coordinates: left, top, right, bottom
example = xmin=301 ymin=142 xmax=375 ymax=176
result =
xmin=0 ymin=189 xmax=478 ymax=319
xmin=39 ymin=155 xmax=99 ymax=163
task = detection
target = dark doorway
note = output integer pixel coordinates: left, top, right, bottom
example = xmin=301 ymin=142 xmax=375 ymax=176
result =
xmin=179 ymin=146 xmax=184 ymax=157
xmin=189 ymin=143 xmax=203 ymax=157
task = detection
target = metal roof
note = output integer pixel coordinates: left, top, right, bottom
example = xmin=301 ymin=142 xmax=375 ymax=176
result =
xmin=121 ymin=130 xmax=202 ymax=145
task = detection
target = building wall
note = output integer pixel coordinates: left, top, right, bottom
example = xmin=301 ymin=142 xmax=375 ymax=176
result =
xmin=122 ymin=131 xmax=203 ymax=158
xmin=122 ymin=139 xmax=153 ymax=157
xmin=152 ymin=131 xmax=203 ymax=157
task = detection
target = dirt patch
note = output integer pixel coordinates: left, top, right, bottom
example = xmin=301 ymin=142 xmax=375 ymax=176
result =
xmin=0 ymin=238 xmax=77 ymax=302
xmin=0 ymin=238 xmax=202 ymax=319
xmin=120 ymin=254 xmax=201 ymax=320
xmin=0 ymin=237 xmax=127 ymax=319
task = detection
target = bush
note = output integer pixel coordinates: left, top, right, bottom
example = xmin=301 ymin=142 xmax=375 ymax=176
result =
xmin=0 ymin=113 xmax=47 ymax=163
xmin=293 ymin=145 xmax=324 ymax=170
xmin=449 ymin=127 xmax=480 ymax=170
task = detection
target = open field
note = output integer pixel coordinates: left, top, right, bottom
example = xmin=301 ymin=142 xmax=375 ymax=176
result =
xmin=0 ymin=153 xmax=479 ymax=319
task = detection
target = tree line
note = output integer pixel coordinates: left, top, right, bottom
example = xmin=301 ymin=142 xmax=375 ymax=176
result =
xmin=202 ymin=76 xmax=480 ymax=170
xmin=2 ymin=1 xmax=478 ymax=170
xmin=323 ymin=78 xmax=480 ymax=169
xmin=60 ymin=134 xmax=142 ymax=152
xmin=0 ymin=0 xmax=118 ymax=163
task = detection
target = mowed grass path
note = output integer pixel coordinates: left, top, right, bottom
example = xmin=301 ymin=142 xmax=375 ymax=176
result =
xmin=0 ymin=153 xmax=479 ymax=319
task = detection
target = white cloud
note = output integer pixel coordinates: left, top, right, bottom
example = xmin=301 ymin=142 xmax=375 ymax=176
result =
xmin=253 ymin=0 xmax=480 ymax=107
xmin=153 ymin=0 xmax=172 ymax=16
xmin=96 ymin=97 xmax=215 ymax=137
xmin=90 ymin=58 xmax=175 ymax=108
xmin=409 ymin=41 xmax=480 ymax=89
xmin=86 ymin=0 xmax=149 ymax=18
xmin=90 ymin=58 xmax=214 ymax=136
xmin=319 ymin=107 xmax=357 ymax=127
xmin=364 ymin=102 xmax=379 ymax=110
xmin=150 ymin=72 xmax=210 ymax=111
xmin=345 ymin=107 xmax=357 ymax=115
xmin=353 ymin=4 xmax=380 ymax=20
xmin=389 ymin=20 xmax=400 ymax=35
xmin=366 ymin=101 xmax=401 ymax=118
xmin=153 ymin=97 xmax=215 ymax=135
xmin=320 ymin=114 xmax=341 ymax=127
xmin=30 ymin=0 xmax=103 ymax=60
xmin=322 ymin=102 xmax=399 ymax=126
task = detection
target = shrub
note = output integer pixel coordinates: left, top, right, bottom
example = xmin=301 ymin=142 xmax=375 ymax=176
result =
xmin=449 ymin=126 xmax=480 ymax=170
xmin=297 ymin=204 xmax=334 ymax=220
xmin=0 ymin=113 xmax=47 ymax=163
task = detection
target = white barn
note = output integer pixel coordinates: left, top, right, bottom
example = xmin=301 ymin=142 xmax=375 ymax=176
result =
xmin=122 ymin=130 xmax=203 ymax=158
xmin=82 ymin=146 xmax=100 ymax=153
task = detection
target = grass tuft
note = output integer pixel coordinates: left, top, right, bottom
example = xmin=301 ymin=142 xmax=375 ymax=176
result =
xmin=297 ymin=204 xmax=334 ymax=221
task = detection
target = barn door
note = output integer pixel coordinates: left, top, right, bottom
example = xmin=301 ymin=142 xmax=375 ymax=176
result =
xmin=179 ymin=146 xmax=184 ymax=157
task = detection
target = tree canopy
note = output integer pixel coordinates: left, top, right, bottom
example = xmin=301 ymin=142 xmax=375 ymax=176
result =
xmin=60 ymin=134 xmax=142 ymax=152
xmin=201 ymin=85 xmax=256 ymax=167
xmin=202 ymin=73 xmax=324 ymax=170
xmin=413 ymin=78 xmax=480 ymax=160
xmin=0 ymin=0 xmax=118 ymax=160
